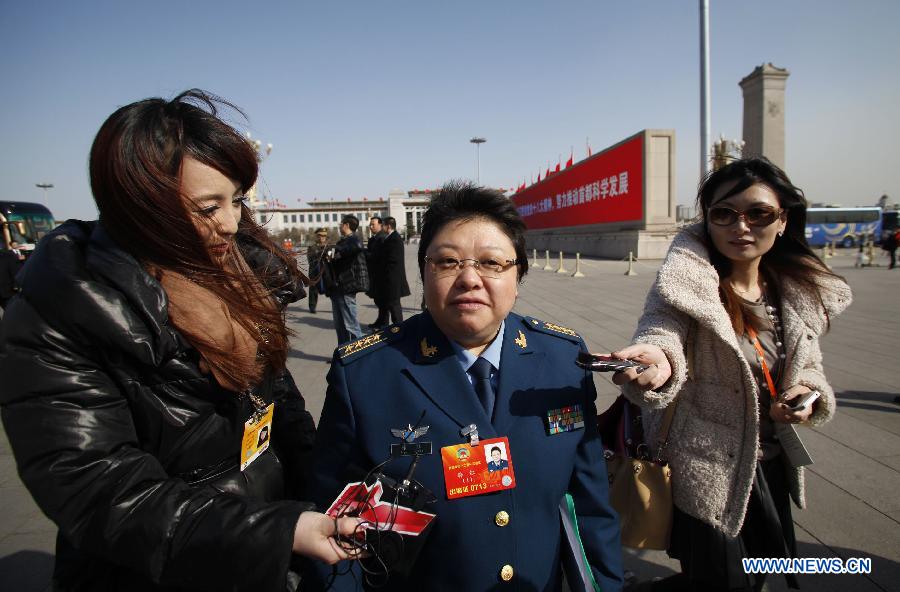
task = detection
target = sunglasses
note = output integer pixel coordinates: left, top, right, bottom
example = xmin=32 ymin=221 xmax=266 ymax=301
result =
xmin=707 ymin=205 xmax=784 ymax=227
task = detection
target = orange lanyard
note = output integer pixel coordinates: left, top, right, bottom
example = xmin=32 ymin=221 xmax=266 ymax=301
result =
xmin=746 ymin=325 xmax=778 ymax=401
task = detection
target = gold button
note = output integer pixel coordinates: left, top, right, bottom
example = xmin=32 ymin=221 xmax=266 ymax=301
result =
xmin=495 ymin=510 xmax=510 ymax=527
xmin=500 ymin=564 xmax=514 ymax=581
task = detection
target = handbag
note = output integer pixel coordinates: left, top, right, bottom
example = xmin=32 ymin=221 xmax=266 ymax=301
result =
xmin=597 ymin=395 xmax=677 ymax=550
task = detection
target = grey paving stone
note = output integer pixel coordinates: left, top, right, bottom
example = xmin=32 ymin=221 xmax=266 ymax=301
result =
xmin=813 ymin=407 xmax=900 ymax=461
xmin=794 ymin=470 xmax=900 ymax=591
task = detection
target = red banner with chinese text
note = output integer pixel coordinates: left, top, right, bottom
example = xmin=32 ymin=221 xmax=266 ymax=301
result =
xmin=512 ymin=134 xmax=643 ymax=229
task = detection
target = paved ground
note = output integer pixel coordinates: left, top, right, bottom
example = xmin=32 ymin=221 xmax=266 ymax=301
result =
xmin=2 ymin=246 xmax=898 ymax=591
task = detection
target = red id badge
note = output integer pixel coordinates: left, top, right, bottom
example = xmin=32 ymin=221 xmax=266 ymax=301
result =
xmin=441 ymin=436 xmax=516 ymax=500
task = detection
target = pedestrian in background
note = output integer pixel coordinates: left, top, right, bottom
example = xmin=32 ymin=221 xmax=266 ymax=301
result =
xmin=306 ymin=228 xmax=329 ymax=313
xmin=0 ymin=245 xmax=21 ymax=311
xmin=0 ymin=89 xmax=360 ymax=591
xmin=375 ymin=215 xmax=411 ymax=326
xmin=324 ymin=214 xmax=368 ymax=344
xmin=365 ymin=215 xmax=388 ymax=328
xmin=8 ymin=240 xmax=26 ymax=261
xmin=883 ymin=227 xmax=898 ymax=269
xmin=612 ymin=158 xmax=851 ymax=592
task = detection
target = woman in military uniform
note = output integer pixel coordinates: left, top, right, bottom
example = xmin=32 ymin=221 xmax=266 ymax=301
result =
xmin=306 ymin=182 xmax=623 ymax=591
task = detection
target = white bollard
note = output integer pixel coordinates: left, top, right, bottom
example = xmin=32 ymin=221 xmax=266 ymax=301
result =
xmin=532 ymin=248 xmax=538 ymax=267
xmin=543 ymin=249 xmax=553 ymax=271
xmin=572 ymin=253 xmax=585 ymax=278
xmin=556 ymin=251 xmax=569 ymax=274
xmin=624 ymin=252 xmax=637 ymax=276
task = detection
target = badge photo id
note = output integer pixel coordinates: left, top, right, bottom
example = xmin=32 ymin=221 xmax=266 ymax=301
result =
xmin=240 ymin=403 xmax=274 ymax=471
xmin=441 ymin=436 xmax=516 ymax=499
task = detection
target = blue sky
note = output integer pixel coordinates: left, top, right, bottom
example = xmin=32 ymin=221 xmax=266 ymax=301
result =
xmin=2 ymin=0 xmax=898 ymax=220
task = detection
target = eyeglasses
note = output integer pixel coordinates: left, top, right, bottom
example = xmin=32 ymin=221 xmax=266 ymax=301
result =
xmin=424 ymin=256 xmax=518 ymax=279
xmin=707 ymin=205 xmax=784 ymax=227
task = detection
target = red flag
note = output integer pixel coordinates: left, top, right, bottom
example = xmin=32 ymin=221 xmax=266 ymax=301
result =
xmin=566 ymin=148 xmax=574 ymax=168
xmin=545 ymin=166 xmax=551 ymax=178
xmin=586 ymin=138 xmax=592 ymax=158
xmin=537 ymin=170 xmax=542 ymax=183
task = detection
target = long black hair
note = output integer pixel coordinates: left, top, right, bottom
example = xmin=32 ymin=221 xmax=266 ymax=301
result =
xmin=89 ymin=89 xmax=299 ymax=378
xmin=696 ymin=157 xmax=844 ymax=334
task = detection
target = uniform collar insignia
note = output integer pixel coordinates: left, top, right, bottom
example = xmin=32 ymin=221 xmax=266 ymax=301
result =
xmin=420 ymin=337 xmax=437 ymax=358
xmin=515 ymin=330 xmax=527 ymax=349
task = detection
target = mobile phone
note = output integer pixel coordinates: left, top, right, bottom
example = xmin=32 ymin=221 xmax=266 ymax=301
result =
xmin=576 ymin=352 xmax=648 ymax=373
xmin=785 ymin=390 xmax=821 ymax=412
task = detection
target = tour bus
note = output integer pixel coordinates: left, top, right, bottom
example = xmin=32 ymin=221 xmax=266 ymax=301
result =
xmin=804 ymin=206 xmax=882 ymax=248
xmin=0 ymin=201 xmax=56 ymax=255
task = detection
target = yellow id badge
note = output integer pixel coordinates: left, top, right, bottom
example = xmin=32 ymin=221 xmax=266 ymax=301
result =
xmin=240 ymin=403 xmax=274 ymax=471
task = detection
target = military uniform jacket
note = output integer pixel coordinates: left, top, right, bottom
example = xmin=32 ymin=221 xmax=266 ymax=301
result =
xmin=307 ymin=311 xmax=623 ymax=592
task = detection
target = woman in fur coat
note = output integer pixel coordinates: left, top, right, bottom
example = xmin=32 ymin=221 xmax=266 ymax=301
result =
xmin=611 ymin=158 xmax=851 ymax=591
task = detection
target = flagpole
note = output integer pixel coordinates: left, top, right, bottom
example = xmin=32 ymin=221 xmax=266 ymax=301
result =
xmin=700 ymin=0 xmax=711 ymax=177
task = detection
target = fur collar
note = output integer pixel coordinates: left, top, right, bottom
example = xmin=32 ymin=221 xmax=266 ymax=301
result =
xmin=656 ymin=224 xmax=851 ymax=341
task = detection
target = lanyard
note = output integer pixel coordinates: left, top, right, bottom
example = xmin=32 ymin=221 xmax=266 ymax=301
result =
xmin=745 ymin=325 xmax=778 ymax=401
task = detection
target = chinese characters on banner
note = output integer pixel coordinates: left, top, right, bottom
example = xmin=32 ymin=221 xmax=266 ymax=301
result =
xmin=512 ymin=134 xmax=644 ymax=230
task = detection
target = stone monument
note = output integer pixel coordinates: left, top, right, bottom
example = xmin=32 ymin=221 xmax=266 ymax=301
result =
xmin=739 ymin=63 xmax=790 ymax=168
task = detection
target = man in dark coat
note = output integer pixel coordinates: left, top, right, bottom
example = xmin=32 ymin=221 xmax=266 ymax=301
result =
xmin=366 ymin=216 xmax=388 ymax=328
xmin=376 ymin=216 xmax=411 ymax=327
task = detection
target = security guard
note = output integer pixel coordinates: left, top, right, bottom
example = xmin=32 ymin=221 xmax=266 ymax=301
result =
xmin=305 ymin=183 xmax=622 ymax=591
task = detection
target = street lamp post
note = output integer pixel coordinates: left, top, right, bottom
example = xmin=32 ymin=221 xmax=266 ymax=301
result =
xmin=470 ymin=137 xmax=486 ymax=184
xmin=35 ymin=183 xmax=54 ymax=203
xmin=699 ymin=0 xmax=711 ymax=177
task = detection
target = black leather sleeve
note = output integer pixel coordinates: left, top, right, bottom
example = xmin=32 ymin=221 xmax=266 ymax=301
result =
xmin=237 ymin=233 xmax=306 ymax=308
xmin=270 ymin=370 xmax=318 ymax=499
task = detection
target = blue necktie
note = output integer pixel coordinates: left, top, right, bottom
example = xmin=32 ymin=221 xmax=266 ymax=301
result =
xmin=469 ymin=357 xmax=495 ymax=418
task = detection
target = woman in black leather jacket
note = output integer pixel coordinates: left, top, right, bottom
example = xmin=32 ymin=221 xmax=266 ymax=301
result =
xmin=0 ymin=90 xmax=358 ymax=591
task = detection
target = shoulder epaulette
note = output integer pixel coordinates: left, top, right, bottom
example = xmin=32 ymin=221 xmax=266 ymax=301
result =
xmin=337 ymin=325 xmax=403 ymax=364
xmin=521 ymin=316 xmax=582 ymax=343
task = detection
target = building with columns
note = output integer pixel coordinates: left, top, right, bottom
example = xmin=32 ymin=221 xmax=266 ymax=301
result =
xmin=249 ymin=188 xmax=437 ymax=240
